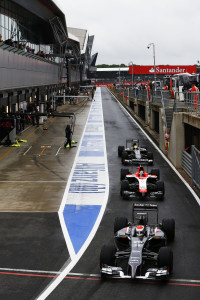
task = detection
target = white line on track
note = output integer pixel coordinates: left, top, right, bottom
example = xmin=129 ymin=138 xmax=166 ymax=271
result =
xmin=0 ymin=268 xmax=59 ymax=274
xmin=108 ymin=89 xmax=200 ymax=206
xmin=0 ymin=267 xmax=99 ymax=277
xmin=55 ymin=146 xmax=61 ymax=156
xmin=0 ymin=267 xmax=200 ymax=284
xmin=23 ymin=146 xmax=32 ymax=155
xmin=57 ymin=101 xmax=95 ymax=260
xmin=36 ymin=88 xmax=109 ymax=300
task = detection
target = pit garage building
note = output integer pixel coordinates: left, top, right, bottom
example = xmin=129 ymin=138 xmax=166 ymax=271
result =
xmin=0 ymin=0 xmax=95 ymax=116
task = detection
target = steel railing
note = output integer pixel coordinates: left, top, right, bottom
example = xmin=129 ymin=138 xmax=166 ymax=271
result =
xmin=174 ymin=91 xmax=200 ymax=115
xmin=192 ymin=145 xmax=200 ymax=189
xmin=182 ymin=150 xmax=192 ymax=177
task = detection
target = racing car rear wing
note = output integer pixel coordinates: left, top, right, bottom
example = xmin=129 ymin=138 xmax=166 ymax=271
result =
xmin=133 ymin=203 xmax=158 ymax=210
xmin=126 ymin=139 xmax=139 ymax=145
xmin=132 ymin=203 xmax=158 ymax=224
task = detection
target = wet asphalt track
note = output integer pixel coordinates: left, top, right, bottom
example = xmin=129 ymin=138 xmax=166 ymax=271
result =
xmin=47 ymin=87 xmax=200 ymax=299
xmin=1 ymin=87 xmax=200 ymax=299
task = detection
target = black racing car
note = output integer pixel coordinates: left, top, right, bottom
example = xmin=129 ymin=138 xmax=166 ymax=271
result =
xmin=100 ymin=203 xmax=175 ymax=280
xmin=120 ymin=165 xmax=165 ymax=200
xmin=118 ymin=139 xmax=153 ymax=166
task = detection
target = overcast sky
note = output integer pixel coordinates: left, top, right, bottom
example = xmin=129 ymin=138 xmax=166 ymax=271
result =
xmin=57 ymin=0 xmax=200 ymax=66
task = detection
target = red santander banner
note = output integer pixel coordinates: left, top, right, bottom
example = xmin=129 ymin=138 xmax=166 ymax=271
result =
xmin=129 ymin=65 xmax=197 ymax=75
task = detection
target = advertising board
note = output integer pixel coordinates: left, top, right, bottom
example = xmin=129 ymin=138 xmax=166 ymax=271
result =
xmin=129 ymin=65 xmax=197 ymax=75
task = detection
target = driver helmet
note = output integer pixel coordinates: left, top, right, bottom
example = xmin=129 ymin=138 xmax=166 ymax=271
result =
xmin=139 ymin=170 xmax=144 ymax=177
xmin=136 ymin=225 xmax=145 ymax=237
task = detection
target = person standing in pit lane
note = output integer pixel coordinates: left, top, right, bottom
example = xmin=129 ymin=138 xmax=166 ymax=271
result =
xmin=64 ymin=124 xmax=72 ymax=148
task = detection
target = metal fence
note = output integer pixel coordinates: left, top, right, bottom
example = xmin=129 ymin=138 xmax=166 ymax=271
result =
xmin=174 ymin=91 xmax=200 ymax=115
xmin=192 ymin=145 xmax=200 ymax=189
xmin=138 ymin=90 xmax=148 ymax=101
xmin=114 ymin=87 xmax=200 ymax=116
xmin=150 ymin=90 xmax=200 ymax=116
xmin=182 ymin=150 xmax=192 ymax=177
xmin=129 ymin=89 xmax=137 ymax=99
xmin=182 ymin=145 xmax=200 ymax=189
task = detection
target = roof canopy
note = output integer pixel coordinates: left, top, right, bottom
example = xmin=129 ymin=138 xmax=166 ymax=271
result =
xmin=68 ymin=27 xmax=87 ymax=52
xmin=9 ymin=0 xmax=68 ymax=44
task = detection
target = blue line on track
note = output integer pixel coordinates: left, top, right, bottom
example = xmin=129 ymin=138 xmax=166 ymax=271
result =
xmin=61 ymin=88 xmax=108 ymax=257
xmin=63 ymin=205 xmax=101 ymax=254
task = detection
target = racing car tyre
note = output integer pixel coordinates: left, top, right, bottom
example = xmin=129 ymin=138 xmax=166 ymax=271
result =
xmin=120 ymin=168 xmax=130 ymax=181
xmin=120 ymin=180 xmax=129 ymax=196
xmin=118 ymin=146 xmax=125 ymax=157
xmin=158 ymin=246 xmax=173 ymax=273
xmin=151 ymin=168 xmax=160 ymax=180
xmin=121 ymin=151 xmax=128 ymax=160
xmin=157 ymin=181 xmax=165 ymax=199
xmin=162 ymin=218 xmax=175 ymax=241
xmin=114 ymin=217 xmax=128 ymax=233
xmin=100 ymin=244 xmax=116 ymax=268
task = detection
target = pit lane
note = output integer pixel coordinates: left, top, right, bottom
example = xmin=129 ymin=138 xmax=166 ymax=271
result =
xmin=44 ymin=87 xmax=200 ymax=300
xmin=0 ymin=87 xmax=200 ymax=299
xmin=0 ymin=98 xmax=91 ymax=299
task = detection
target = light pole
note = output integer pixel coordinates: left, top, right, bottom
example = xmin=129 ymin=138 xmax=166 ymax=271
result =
xmin=129 ymin=61 xmax=134 ymax=89
xmin=147 ymin=43 xmax=156 ymax=90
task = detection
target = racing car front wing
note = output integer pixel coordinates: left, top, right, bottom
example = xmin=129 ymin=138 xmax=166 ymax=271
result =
xmin=101 ymin=266 xmax=169 ymax=280
xmin=122 ymin=190 xmax=164 ymax=200
xmin=122 ymin=158 xmax=153 ymax=166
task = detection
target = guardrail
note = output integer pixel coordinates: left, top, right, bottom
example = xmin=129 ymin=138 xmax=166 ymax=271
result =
xmin=182 ymin=145 xmax=200 ymax=189
xmin=182 ymin=150 xmax=192 ymax=177
xmin=192 ymin=145 xmax=200 ymax=189
xmin=113 ymin=87 xmax=200 ymax=115
xmin=174 ymin=91 xmax=200 ymax=115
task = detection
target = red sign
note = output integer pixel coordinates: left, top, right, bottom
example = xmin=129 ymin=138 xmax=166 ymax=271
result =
xmin=129 ymin=65 xmax=197 ymax=75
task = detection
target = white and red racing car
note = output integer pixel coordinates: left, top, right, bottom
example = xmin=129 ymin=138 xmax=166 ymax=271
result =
xmin=120 ymin=165 xmax=165 ymax=200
